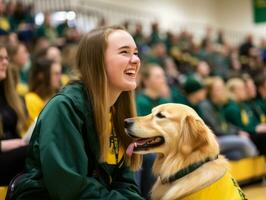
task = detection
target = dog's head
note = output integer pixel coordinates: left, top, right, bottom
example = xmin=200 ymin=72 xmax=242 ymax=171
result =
xmin=125 ymin=103 xmax=219 ymax=157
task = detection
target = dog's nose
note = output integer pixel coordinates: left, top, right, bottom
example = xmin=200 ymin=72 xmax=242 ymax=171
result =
xmin=124 ymin=118 xmax=134 ymax=129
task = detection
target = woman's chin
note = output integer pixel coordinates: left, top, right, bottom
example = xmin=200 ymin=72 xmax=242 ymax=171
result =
xmin=122 ymin=82 xmax=137 ymax=91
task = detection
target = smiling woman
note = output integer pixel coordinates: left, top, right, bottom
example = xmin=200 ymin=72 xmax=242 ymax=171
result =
xmin=0 ymin=43 xmax=28 ymax=186
xmin=9 ymin=26 xmax=144 ymax=200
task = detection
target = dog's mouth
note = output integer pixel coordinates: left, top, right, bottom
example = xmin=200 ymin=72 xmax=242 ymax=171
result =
xmin=126 ymin=136 xmax=165 ymax=157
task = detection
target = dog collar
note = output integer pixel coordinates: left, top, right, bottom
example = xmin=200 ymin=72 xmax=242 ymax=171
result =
xmin=160 ymin=155 xmax=219 ymax=184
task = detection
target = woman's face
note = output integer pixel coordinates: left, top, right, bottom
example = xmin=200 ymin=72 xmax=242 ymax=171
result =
xmin=233 ymin=82 xmax=247 ymax=102
xmin=245 ymin=79 xmax=257 ymax=99
xmin=13 ymin=44 xmax=29 ymax=67
xmin=145 ymin=66 xmax=166 ymax=92
xmin=211 ymin=79 xmax=226 ymax=104
xmin=50 ymin=62 xmax=62 ymax=90
xmin=105 ymin=30 xmax=140 ymax=94
xmin=0 ymin=47 xmax=9 ymax=81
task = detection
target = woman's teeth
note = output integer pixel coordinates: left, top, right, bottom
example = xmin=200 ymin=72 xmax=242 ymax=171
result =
xmin=125 ymin=69 xmax=136 ymax=75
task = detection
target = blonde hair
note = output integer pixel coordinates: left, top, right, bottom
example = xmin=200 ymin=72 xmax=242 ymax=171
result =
xmin=204 ymin=76 xmax=228 ymax=104
xmin=75 ymin=26 xmax=141 ymax=170
xmin=226 ymin=78 xmax=245 ymax=101
xmin=0 ymin=45 xmax=28 ymax=137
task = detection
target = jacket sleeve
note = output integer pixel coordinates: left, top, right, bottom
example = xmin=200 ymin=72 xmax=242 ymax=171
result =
xmin=111 ymin=165 xmax=144 ymax=200
xmin=38 ymin=95 xmax=144 ymax=200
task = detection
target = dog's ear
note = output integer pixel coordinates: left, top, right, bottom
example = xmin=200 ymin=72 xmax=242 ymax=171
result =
xmin=179 ymin=115 xmax=209 ymax=155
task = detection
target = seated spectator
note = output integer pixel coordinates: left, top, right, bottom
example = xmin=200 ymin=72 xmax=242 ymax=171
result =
xmin=194 ymin=60 xmax=211 ymax=82
xmin=253 ymin=73 xmax=266 ymax=122
xmin=0 ymin=43 xmax=28 ymax=185
xmin=35 ymin=12 xmax=58 ymax=44
xmin=199 ymin=77 xmax=257 ymax=160
xmin=0 ymin=0 xmax=10 ymax=35
xmin=7 ymin=42 xmax=30 ymax=95
xmin=136 ymin=64 xmax=171 ymax=116
xmin=25 ymin=58 xmax=62 ymax=125
xmin=243 ymin=74 xmax=266 ymax=123
xmin=143 ymin=41 xmax=167 ymax=70
xmin=224 ymin=77 xmax=266 ymax=155
xmin=182 ymin=77 xmax=206 ymax=116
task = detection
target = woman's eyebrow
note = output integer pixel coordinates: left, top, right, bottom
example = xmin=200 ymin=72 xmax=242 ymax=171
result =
xmin=118 ymin=45 xmax=138 ymax=51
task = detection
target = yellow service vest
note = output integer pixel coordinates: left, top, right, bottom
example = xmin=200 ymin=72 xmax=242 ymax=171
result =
xmin=182 ymin=171 xmax=247 ymax=200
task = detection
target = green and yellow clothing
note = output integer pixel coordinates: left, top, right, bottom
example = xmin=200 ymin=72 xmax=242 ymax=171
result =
xmin=199 ymin=100 xmax=240 ymax=136
xmin=136 ymin=90 xmax=171 ymax=116
xmin=0 ymin=16 xmax=10 ymax=32
xmin=223 ymin=100 xmax=259 ymax=135
xmin=11 ymin=82 xmax=144 ymax=200
xmin=182 ymin=171 xmax=246 ymax=200
xmin=24 ymin=92 xmax=45 ymax=126
xmin=35 ymin=25 xmax=58 ymax=43
xmin=171 ymin=85 xmax=187 ymax=105
xmin=247 ymin=96 xmax=266 ymax=124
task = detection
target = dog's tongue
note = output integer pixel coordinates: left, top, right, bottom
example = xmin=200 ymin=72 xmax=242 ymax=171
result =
xmin=126 ymin=142 xmax=135 ymax=157
xmin=126 ymin=139 xmax=149 ymax=157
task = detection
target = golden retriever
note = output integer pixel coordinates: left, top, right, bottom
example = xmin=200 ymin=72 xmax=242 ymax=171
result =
xmin=125 ymin=103 xmax=246 ymax=200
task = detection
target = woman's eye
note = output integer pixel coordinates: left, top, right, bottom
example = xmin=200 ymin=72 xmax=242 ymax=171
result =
xmin=156 ymin=112 xmax=166 ymax=119
xmin=120 ymin=51 xmax=129 ymax=54
xmin=134 ymin=52 xmax=139 ymax=56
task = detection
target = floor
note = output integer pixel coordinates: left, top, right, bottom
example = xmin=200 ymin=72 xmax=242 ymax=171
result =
xmin=243 ymin=183 xmax=266 ymax=200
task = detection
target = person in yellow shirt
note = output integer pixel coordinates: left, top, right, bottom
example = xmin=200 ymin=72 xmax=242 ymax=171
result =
xmin=25 ymin=58 xmax=62 ymax=125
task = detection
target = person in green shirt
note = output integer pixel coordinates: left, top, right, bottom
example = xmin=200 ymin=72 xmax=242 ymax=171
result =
xmin=136 ymin=64 xmax=171 ymax=116
xmin=224 ymin=77 xmax=266 ymax=155
xmin=10 ymin=26 xmax=144 ymax=200
xmin=243 ymin=74 xmax=266 ymax=124
xmin=182 ymin=76 xmax=207 ymax=116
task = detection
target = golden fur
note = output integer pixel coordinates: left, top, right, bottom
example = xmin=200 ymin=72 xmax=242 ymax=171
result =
xmin=126 ymin=103 xmax=230 ymax=200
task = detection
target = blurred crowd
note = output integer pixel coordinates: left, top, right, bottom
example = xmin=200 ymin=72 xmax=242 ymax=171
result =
xmin=0 ymin=0 xmax=266 ymax=190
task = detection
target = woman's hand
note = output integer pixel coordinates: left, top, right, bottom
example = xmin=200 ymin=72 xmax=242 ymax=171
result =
xmin=238 ymin=130 xmax=250 ymax=139
xmin=1 ymin=139 xmax=27 ymax=152
xmin=255 ymin=124 xmax=266 ymax=134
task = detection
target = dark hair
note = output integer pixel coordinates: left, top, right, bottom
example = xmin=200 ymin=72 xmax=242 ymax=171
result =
xmin=0 ymin=43 xmax=27 ymax=135
xmin=254 ymin=74 xmax=266 ymax=88
xmin=29 ymin=58 xmax=55 ymax=99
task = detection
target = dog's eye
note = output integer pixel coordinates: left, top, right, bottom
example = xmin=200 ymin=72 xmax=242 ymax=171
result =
xmin=156 ymin=112 xmax=166 ymax=119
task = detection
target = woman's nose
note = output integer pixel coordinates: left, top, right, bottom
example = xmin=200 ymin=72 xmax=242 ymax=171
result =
xmin=130 ymin=54 xmax=140 ymax=64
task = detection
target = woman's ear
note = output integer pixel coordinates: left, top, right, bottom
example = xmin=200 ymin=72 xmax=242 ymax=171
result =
xmin=179 ymin=115 xmax=209 ymax=155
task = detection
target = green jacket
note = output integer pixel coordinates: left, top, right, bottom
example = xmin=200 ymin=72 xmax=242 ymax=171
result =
xmin=136 ymin=90 xmax=171 ymax=116
xmin=223 ymin=100 xmax=259 ymax=135
xmin=11 ymin=82 xmax=144 ymax=200
xmin=247 ymin=96 xmax=266 ymax=123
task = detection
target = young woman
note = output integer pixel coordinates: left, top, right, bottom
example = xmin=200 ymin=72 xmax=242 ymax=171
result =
xmin=25 ymin=58 xmax=62 ymax=125
xmin=7 ymin=42 xmax=29 ymax=95
xmin=0 ymin=44 xmax=28 ymax=185
xmin=11 ymin=26 xmax=144 ymax=199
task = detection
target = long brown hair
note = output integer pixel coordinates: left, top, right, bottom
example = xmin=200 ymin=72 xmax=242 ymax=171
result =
xmin=76 ymin=26 xmax=141 ymax=170
xmin=0 ymin=44 xmax=27 ymax=136
xmin=29 ymin=58 xmax=57 ymax=100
